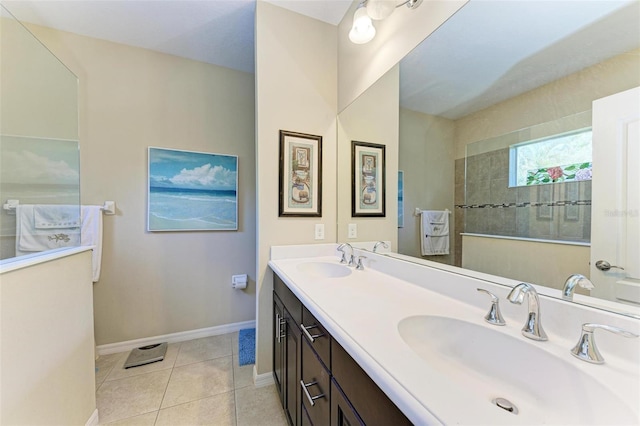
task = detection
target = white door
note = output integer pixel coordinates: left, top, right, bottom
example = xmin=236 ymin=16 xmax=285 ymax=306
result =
xmin=591 ymin=86 xmax=640 ymax=304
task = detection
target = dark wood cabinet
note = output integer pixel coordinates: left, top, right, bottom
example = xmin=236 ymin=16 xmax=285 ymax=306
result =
xmin=301 ymin=337 xmax=330 ymax=425
xmin=331 ymin=379 xmax=364 ymax=426
xmin=273 ymin=294 xmax=285 ymax=405
xmin=273 ymin=276 xmax=302 ymax=426
xmin=273 ymin=272 xmax=410 ymax=426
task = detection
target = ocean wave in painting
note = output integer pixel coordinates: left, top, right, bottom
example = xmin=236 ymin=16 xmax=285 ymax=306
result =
xmin=149 ymin=187 xmax=237 ymax=230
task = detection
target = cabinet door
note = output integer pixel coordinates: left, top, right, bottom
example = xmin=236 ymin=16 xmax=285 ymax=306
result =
xmin=285 ymin=312 xmax=301 ymax=426
xmin=301 ymin=337 xmax=330 ymax=425
xmin=273 ymin=295 xmax=286 ymax=404
xmin=332 ymin=341 xmax=412 ymax=425
xmin=331 ymin=379 xmax=364 ymax=426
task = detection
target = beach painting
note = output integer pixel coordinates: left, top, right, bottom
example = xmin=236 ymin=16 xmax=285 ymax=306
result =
xmin=148 ymin=147 xmax=238 ymax=231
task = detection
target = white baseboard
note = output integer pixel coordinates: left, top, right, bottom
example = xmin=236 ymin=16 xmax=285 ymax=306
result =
xmin=85 ymin=408 xmax=99 ymax=426
xmin=96 ymin=320 xmax=256 ymax=356
xmin=254 ymin=367 xmax=275 ymax=388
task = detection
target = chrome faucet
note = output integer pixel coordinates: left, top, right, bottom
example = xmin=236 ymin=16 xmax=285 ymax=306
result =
xmin=337 ymin=243 xmax=355 ymax=266
xmin=373 ymin=241 xmax=389 ymax=253
xmin=562 ymin=274 xmax=595 ymax=301
xmin=507 ymin=283 xmax=548 ymax=341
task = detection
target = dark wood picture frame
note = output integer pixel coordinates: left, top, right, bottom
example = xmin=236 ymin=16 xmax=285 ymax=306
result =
xmin=279 ymin=130 xmax=322 ymax=217
xmin=352 ymin=141 xmax=386 ymax=217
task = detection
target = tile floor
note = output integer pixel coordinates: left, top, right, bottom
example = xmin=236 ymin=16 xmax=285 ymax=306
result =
xmin=95 ymin=332 xmax=288 ymax=425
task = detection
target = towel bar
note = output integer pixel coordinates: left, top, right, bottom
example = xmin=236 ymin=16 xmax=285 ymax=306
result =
xmin=2 ymin=200 xmax=116 ymax=215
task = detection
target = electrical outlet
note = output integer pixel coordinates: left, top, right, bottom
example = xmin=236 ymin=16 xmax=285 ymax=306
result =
xmin=315 ymin=224 xmax=325 ymax=240
xmin=348 ymin=223 xmax=357 ymax=239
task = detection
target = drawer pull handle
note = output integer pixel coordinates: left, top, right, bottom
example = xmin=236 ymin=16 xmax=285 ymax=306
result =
xmin=275 ymin=313 xmax=286 ymax=342
xmin=300 ymin=380 xmax=325 ymax=406
xmin=301 ymin=323 xmax=325 ymax=343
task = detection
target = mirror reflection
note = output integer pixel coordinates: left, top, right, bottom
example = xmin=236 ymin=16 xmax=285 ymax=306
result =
xmin=340 ymin=0 xmax=640 ymax=314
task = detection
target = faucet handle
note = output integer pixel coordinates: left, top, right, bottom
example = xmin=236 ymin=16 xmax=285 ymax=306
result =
xmin=570 ymin=323 xmax=639 ymax=364
xmin=337 ymin=244 xmax=347 ymax=264
xmin=477 ymin=288 xmax=506 ymax=326
xmin=356 ymin=255 xmax=367 ymax=270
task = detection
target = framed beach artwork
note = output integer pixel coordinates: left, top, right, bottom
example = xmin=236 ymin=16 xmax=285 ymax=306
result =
xmin=279 ymin=130 xmax=322 ymax=217
xmin=148 ymin=147 xmax=238 ymax=231
xmin=352 ymin=141 xmax=385 ymax=217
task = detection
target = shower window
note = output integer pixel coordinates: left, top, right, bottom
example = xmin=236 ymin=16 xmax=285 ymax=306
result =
xmin=509 ymin=128 xmax=592 ymax=187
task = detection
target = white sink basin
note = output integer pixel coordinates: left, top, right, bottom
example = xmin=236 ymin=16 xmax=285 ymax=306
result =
xmin=398 ymin=315 xmax=638 ymax=424
xmin=296 ymin=261 xmax=352 ymax=278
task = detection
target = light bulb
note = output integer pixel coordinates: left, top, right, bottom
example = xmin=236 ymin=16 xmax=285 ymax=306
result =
xmin=349 ymin=5 xmax=376 ymax=44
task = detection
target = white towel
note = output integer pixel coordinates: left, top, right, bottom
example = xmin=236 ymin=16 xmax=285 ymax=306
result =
xmin=33 ymin=205 xmax=80 ymax=228
xmin=16 ymin=204 xmax=103 ymax=282
xmin=16 ymin=205 xmax=81 ymax=254
xmin=420 ymin=210 xmax=450 ymax=256
xmin=81 ymin=205 xmax=103 ymax=282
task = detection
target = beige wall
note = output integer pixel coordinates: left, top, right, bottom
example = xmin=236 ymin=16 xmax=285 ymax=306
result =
xmin=462 ymin=235 xmax=590 ymax=292
xmin=338 ymin=0 xmax=467 ymax=111
xmin=1 ymin=250 xmax=96 ymax=425
xmin=337 ymin=66 xmax=400 ymax=247
xmin=398 ymin=108 xmax=455 ymax=261
xmin=255 ymin=1 xmax=338 ymax=375
xmin=0 ymin=16 xmax=78 ymax=139
xmin=25 ymin=25 xmax=257 ymax=346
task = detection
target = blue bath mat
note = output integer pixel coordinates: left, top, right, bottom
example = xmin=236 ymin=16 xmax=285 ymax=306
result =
xmin=238 ymin=328 xmax=256 ymax=366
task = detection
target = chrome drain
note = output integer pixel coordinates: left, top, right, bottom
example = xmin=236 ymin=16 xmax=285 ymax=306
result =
xmin=492 ymin=397 xmax=519 ymax=414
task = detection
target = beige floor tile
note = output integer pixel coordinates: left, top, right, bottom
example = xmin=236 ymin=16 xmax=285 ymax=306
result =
xmin=97 ymin=369 xmax=171 ymax=424
xmin=235 ymin=385 xmax=287 ymax=426
xmin=101 ymin=411 xmax=158 ymax=425
xmin=96 ymin=352 xmax=126 ymax=389
xmin=156 ymin=391 xmax=236 ymax=426
xmin=175 ymin=334 xmax=232 ymax=367
xmin=106 ymin=343 xmax=181 ymax=381
xmin=162 ymin=356 xmax=234 ymax=409
xmin=231 ymin=331 xmax=239 ymax=355
xmin=233 ymin=355 xmax=254 ymax=389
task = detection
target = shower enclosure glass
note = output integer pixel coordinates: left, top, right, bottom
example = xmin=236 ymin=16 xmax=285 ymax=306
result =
xmin=0 ymin=5 xmax=80 ymax=261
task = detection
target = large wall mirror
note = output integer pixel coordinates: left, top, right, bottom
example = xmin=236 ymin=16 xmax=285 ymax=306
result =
xmin=337 ymin=0 xmax=640 ymax=316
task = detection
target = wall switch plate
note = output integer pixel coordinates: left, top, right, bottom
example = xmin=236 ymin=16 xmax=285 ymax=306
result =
xmin=315 ymin=224 xmax=325 ymax=240
xmin=348 ymin=223 xmax=357 ymax=239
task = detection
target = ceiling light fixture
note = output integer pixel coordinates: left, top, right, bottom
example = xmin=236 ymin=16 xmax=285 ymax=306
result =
xmin=349 ymin=0 xmax=423 ymax=44
xmin=349 ymin=2 xmax=376 ymax=44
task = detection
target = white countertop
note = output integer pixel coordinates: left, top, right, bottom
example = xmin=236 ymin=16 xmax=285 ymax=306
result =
xmin=268 ymin=244 xmax=640 ymax=425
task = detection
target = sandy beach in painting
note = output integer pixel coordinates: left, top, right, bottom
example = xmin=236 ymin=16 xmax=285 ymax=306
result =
xmin=148 ymin=187 xmax=237 ymax=231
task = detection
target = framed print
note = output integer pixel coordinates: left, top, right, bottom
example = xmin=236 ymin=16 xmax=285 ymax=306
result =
xmin=279 ymin=130 xmax=322 ymax=217
xmin=148 ymin=147 xmax=238 ymax=231
xmin=352 ymin=141 xmax=386 ymax=217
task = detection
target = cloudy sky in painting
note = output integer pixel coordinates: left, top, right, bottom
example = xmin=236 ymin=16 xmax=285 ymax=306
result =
xmin=149 ymin=148 xmax=237 ymax=191
xmin=0 ymin=137 xmax=80 ymax=185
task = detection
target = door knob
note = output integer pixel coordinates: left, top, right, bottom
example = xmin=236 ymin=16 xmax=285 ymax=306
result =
xmin=595 ymin=260 xmax=624 ymax=271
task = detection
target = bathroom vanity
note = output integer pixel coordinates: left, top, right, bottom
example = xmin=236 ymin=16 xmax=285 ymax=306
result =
xmin=273 ymin=271 xmax=411 ymax=426
xmin=269 ymin=244 xmax=640 ymax=425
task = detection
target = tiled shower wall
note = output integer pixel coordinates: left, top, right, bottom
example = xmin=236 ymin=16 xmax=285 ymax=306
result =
xmin=453 ymin=148 xmax=591 ymax=265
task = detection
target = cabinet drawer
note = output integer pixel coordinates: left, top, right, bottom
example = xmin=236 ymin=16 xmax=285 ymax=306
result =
xmin=274 ymin=273 xmax=302 ymax=325
xmin=301 ymin=306 xmax=330 ymax=369
xmin=332 ymin=341 xmax=411 ymax=426
xmin=301 ymin=337 xmax=330 ymax=425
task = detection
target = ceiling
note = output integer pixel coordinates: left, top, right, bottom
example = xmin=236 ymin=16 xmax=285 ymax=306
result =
xmin=1 ymin=0 xmax=352 ymax=74
xmin=2 ymin=0 xmax=638 ymax=119
xmin=400 ymin=0 xmax=640 ymax=119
